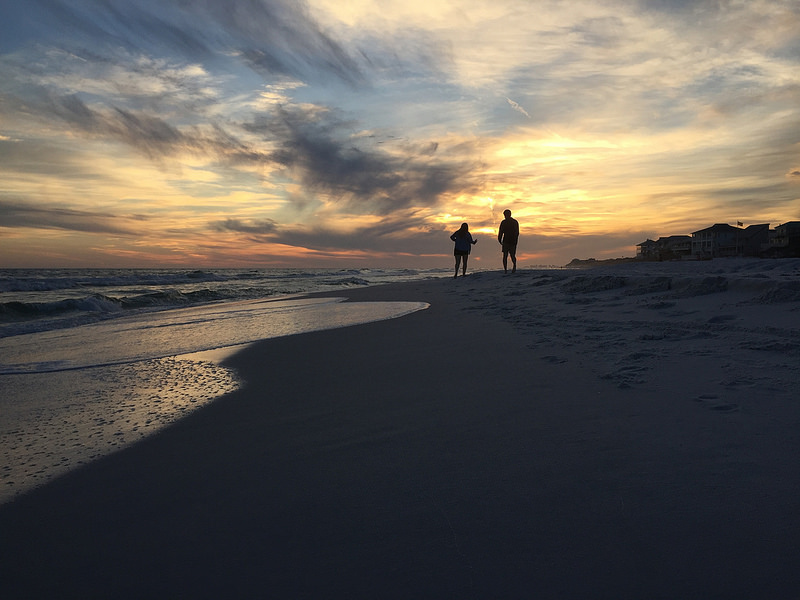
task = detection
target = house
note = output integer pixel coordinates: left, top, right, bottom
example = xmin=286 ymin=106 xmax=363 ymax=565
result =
xmin=636 ymin=236 xmax=692 ymax=260
xmin=656 ymin=235 xmax=692 ymax=259
xmin=738 ymin=224 xmax=770 ymax=257
xmin=768 ymin=221 xmax=800 ymax=257
xmin=636 ymin=239 xmax=658 ymax=260
xmin=691 ymin=223 xmax=739 ymax=257
xmin=691 ymin=223 xmax=769 ymax=258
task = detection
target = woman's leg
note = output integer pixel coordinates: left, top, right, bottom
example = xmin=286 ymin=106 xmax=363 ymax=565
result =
xmin=462 ymin=255 xmax=469 ymax=275
xmin=454 ymin=255 xmax=461 ymax=277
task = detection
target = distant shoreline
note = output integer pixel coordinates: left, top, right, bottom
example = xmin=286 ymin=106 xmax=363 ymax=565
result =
xmin=564 ymin=256 xmax=640 ymax=268
xmin=564 ymin=254 xmax=799 ymax=268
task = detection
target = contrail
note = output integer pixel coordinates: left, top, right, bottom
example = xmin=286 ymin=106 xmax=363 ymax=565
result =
xmin=506 ymin=97 xmax=531 ymax=119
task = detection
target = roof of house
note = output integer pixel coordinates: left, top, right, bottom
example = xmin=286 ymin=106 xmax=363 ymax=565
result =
xmin=740 ymin=224 xmax=770 ymax=239
xmin=657 ymin=235 xmax=691 ymax=243
xmin=691 ymin=223 xmax=740 ymax=235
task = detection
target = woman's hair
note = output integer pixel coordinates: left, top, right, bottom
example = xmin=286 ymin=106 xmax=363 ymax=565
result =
xmin=455 ymin=222 xmax=470 ymax=237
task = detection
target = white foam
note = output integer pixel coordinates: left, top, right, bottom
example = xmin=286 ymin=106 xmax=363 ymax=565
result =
xmin=0 ymin=297 xmax=428 ymax=374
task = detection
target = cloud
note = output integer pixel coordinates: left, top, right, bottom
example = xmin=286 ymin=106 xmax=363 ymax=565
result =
xmin=0 ymin=199 xmax=141 ymax=235
xmin=0 ymin=136 xmax=92 ymax=178
xmin=199 ymin=0 xmax=368 ymax=85
xmin=31 ymin=92 xmax=267 ymax=166
xmin=262 ymin=217 xmax=449 ymax=256
xmin=506 ymin=97 xmax=530 ymax=119
xmin=35 ymin=91 xmax=478 ymax=218
xmin=211 ymin=218 xmax=279 ymax=235
xmin=25 ymin=0 xmax=365 ymax=87
xmin=8 ymin=68 xmax=477 ymax=219
xmin=245 ymin=105 xmax=481 ymax=215
xmin=41 ymin=93 xmax=188 ymax=160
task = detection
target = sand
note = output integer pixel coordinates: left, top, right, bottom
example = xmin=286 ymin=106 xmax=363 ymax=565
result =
xmin=0 ymin=259 xmax=798 ymax=598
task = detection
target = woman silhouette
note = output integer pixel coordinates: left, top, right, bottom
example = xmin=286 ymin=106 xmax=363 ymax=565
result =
xmin=450 ymin=223 xmax=477 ymax=278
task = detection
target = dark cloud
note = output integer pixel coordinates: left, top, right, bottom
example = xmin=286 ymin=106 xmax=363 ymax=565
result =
xmin=44 ymin=93 xmax=189 ymax=159
xmin=246 ymin=106 xmax=480 ymax=215
xmin=26 ymin=90 xmax=476 ymax=219
xmin=207 ymin=210 xmax=450 ymax=257
xmin=0 ymin=199 xmax=141 ymax=235
xmin=0 ymin=137 xmax=94 ymax=178
xmin=37 ymin=92 xmax=269 ymax=164
xmin=111 ymin=106 xmax=186 ymax=154
xmin=211 ymin=218 xmax=278 ymax=235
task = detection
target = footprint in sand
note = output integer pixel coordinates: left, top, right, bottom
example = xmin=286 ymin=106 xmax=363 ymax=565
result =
xmin=541 ymin=355 xmax=567 ymax=363
xmin=710 ymin=403 xmax=739 ymax=412
xmin=694 ymin=394 xmax=739 ymax=412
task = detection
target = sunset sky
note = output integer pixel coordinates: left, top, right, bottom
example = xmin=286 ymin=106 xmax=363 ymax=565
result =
xmin=1 ymin=0 xmax=798 ymax=268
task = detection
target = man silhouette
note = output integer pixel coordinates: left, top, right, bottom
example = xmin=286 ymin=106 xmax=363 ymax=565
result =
xmin=497 ymin=209 xmax=519 ymax=273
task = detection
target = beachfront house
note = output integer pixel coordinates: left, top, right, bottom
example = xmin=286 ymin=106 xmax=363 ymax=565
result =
xmin=739 ymin=224 xmax=771 ymax=256
xmin=691 ymin=224 xmax=739 ymax=258
xmin=636 ymin=239 xmax=658 ymax=260
xmin=768 ymin=221 xmax=800 ymax=257
xmin=690 ymin=223 xmax=769 ymax=258
xmin=658 ymin=235 xmax=692 ymax=259
xmin=636 ymin=236 xmax=692 ymax=261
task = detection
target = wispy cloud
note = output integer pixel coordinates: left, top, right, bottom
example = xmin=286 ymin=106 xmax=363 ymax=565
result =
xmin=506 ymin=97 xmax=530 ymax=119
xmin=0 ymin=200 xmax=143 ymax=235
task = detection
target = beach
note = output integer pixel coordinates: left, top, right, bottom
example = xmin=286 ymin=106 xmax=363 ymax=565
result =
xmin=1 ymin=259 xmax=799 ymax=598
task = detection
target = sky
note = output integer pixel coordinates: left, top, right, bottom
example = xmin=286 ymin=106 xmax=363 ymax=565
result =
xmin=1 ymin=0 xmax=798 ymax=268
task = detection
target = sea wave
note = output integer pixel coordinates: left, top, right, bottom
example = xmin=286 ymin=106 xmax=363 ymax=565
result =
xmin=0 ymin=267 xmax=449 ymax=337
xmin=1 ymin=294 xmax=123 ymax=321
xmin=0 ymin=288 xmax=271 ymax=334
xmin=0 ymin=269 xmax=230 ymax=293
xmin=324 ymin=277 xmax=371 ymax=287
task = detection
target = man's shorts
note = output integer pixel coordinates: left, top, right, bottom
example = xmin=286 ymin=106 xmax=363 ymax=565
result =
xmin=501 ymin=242 xmax=517 ymax=254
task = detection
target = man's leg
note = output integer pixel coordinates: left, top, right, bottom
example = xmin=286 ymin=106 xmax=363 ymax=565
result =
xmin=502 ymin=249 xmax=508 ymax=273
xmin=510 ymin=248 xmax=517 ymax=273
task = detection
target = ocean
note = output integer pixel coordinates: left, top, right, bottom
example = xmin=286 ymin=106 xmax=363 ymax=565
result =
xmin=0 ymin=267 xmax=445 ymax=340
xmin=0 ymin=267 xmax=441 ymax=503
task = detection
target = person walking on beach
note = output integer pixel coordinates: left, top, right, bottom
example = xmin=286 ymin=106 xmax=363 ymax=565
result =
xmin=450 ymin=222 xmax=477 ymax=278
xmin=497 ymin=209 xmax=519 ymax=273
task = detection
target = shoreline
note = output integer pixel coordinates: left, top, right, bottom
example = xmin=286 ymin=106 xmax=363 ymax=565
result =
xmin=0 ymin=296 xmax=429 ymax=504
xmin=1 ymin=267 xmax=798 ymax=597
